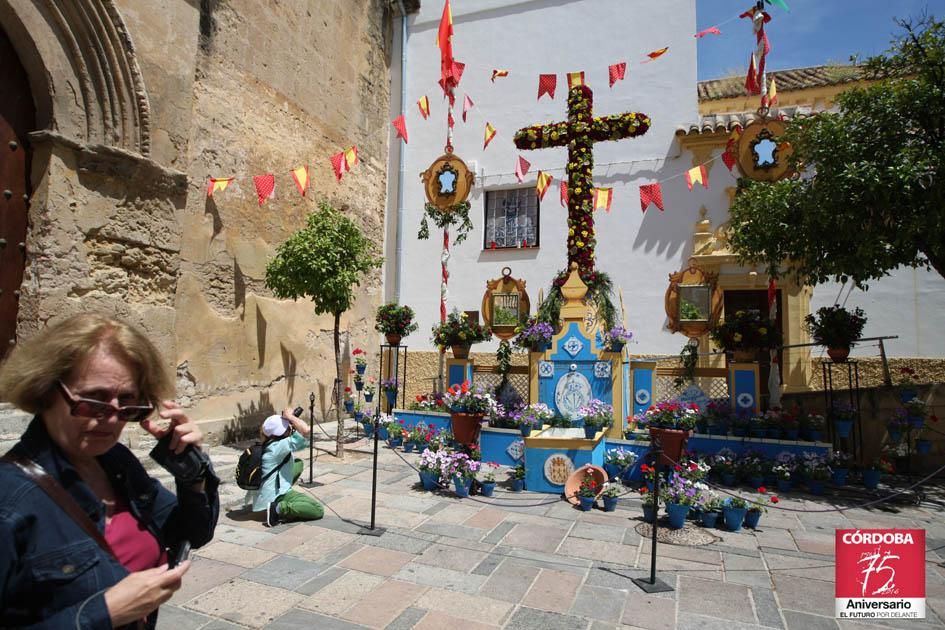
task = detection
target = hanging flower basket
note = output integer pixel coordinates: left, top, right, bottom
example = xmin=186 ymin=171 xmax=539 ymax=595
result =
xmin=451 ymin=344 xmax=471 ymax=359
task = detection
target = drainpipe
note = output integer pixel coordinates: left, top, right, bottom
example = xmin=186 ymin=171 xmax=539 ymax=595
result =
xmin=394 ymin=0 xmax=409 ymax=303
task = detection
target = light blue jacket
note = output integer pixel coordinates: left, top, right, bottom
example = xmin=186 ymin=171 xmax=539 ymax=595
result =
xmin=246 ymin=432 xmax=307 ymax=511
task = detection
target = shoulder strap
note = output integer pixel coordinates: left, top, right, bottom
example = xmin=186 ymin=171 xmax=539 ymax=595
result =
xmin=260 ymin=452 xmax=292 ymax=482
xmin=1 ymin=452 xmax=118 ymax=562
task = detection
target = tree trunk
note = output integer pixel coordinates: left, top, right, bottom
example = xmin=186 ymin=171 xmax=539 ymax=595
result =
xmin=920 ymin=244 xmax=945 ymax=283
xmin=333 ymin=310 xmax=344 ymax=460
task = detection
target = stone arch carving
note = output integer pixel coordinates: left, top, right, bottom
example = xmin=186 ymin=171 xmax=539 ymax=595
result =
xmin=0 ymin=0 xmax=151 ymax=155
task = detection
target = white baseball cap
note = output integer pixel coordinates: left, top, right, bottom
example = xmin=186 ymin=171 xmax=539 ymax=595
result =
xmin=262 ymin=414 xmax=290 ymax=437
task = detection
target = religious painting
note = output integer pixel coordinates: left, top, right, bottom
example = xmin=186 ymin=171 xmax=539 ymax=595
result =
xmin=482 ymin=267 xmax=530 ymax=341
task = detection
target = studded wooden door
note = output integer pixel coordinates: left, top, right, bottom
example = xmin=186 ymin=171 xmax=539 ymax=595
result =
xmin=0 ymin=29 xmax=34 ymax=359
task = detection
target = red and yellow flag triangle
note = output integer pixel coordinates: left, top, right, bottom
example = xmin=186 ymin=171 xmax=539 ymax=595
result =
xmin=567 ymin=71 xmax=585 ymax=89
xmin=290 ymin=166 xmax=309 ymax=196
xmin=483 ymin=122 xmax=497 ymax=149
xmin=536 ymin=171 xmax=553 ymax=201
xmin=592 ymin=188 xmax=613 ymax=212
xmin=685 ymin=165 xmax=708 ymax=190
xmin=206 ymin=177 xmax=234 ymax=198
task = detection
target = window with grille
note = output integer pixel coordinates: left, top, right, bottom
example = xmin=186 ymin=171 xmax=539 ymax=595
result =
xmin=484 ymin=187 xmax=539 ymax=249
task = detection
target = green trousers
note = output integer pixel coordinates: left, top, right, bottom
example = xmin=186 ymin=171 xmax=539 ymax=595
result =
xmin=275 ymin=459 xmax=324 ymax=521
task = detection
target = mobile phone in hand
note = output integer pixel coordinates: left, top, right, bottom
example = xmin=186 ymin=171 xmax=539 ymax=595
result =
xmin=169 ymin=540 xmax=191 ymax=569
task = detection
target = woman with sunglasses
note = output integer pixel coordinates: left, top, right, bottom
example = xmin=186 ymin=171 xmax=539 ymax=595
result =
xmin=0 ymin=313 xmax=219 ymax=629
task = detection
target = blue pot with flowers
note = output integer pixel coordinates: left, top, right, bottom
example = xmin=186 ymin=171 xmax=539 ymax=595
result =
xmin=722 ymin=497 xmax=749 ymax=531
xmin=579 ymin=399 xmax=612 ymax=440
xmin=601 ymin=325 xmax=632 ymax=353
xmin=513 ymin=317 xmax=555 ymax=353
xmin=515 ymin=403 xmax=553 ymax=438
xmin=605 ymin=448 xmax=638 ymax=483
xmin=916 ymin=439 xmax=932 ymax=455
xmin=381 ymin=378 xmax=399 ymax=409
xmin=831 ymin=402 xmax=856 ymax=439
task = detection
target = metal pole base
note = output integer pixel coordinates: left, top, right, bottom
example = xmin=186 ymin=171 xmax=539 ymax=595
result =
xmin=356 ymin=526 xmax=387 ymax=538
xmin=632 ymin=576 xmax=674 ymax=593
xmin=297 ymin=481 xmax=321 ymax=488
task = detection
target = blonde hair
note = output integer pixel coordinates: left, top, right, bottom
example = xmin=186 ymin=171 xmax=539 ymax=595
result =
xmin=0 ymin=312 xmax=173 ymax=414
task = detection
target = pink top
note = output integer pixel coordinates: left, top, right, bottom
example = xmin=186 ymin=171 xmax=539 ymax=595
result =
xmin=104 ymin=499 xmax=166 ymax=572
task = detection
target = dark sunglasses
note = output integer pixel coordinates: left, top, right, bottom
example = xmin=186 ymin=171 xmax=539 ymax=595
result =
xmin=56 ymin=380 xmax=154 ymax=422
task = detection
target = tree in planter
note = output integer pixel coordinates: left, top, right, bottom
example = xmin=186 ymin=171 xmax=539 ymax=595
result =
xmin=265 ymin=201 xmax=383 ymax=459
xmin=728 ymin=17 xmax=945 ymax=288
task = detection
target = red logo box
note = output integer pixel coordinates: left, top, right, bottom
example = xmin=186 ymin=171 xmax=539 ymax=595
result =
xmin=836 ymin=529 xmax=925 ymax=619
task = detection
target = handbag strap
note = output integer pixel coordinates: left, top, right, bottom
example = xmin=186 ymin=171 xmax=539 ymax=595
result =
xmin=1 ymin=452 xmax=118 ymax=561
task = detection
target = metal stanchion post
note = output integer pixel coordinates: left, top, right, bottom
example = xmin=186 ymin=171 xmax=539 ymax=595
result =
xmin=633 ymin=443 xmax=673 ymax=593
xmin=300 ymin=392 xmax=318 ymax=488
xmin=358 ymin=345 xmax=390 ymax=538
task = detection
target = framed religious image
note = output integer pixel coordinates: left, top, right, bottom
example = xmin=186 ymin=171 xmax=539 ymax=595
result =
xmin=665 ymin=262 xmax=722 ymax=339
xmin=678 ymin=284 xmax=710 ymax=322
xmin=482 ymin=267 xmax=530 ymax=341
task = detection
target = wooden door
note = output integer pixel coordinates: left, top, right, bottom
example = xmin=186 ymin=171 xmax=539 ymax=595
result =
xmin=0 ymin=29 xmax=34 ymax=359
xmin=723 ymin=289 xmax=783 ymax=410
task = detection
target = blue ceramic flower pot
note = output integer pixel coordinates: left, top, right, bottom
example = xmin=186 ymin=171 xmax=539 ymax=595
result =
xmin=607 ymin=342 xmax=625 ymax=353
xmin=604 ymin=463 xmax=619 ymax=480
xmin=344 ymin=401 xmax=354 ymax=413
xmin=480 ymin=481 xmax=496 ymax=497
xmin=808 ymin=430 xmax=823 ymax=442
xmin=748 ymin=476 xmax=764 ymax=489
xmin=510 ymin=478 xmax=525 ymax=492
xmin=385 ymin=390 xmax=397 ymax=408
xmin=776 ymin=479 xmax=792 ymax=493
xmin=916 ymin=439 xmax=932 ymax=455
xmin=354 ymin=411 xmax=364 ymax=422
xmin=834 ymin=419 xmax=853 ymax=439
xmin=733 ymin=426 xmax=748 ymax=437
xmin=364 ymin=393 xmax=374 ymax=403
xmin=453 ymin=476 xmax=471 ymax=497
xmin=579 ymin=495 xmax=596 ymax=511
xmin=356 ymin=364 xmax=366 ymax=375
xmin=642 ymin=504 xmax=657 ymax=523
xmin=584 ymin=425 xmax=597 ymax=439
xmin=403 ymin=441 xmax=415 ymax=453
xmin=749 ymin=427 xmax=766 ymax=439
xmin=377 ymin=426 xmax=389 ymax=440
xmin=900 ymin=390 xmax=917 ymax=403
xmin=808 ymin=479 xmax=825 ymax=495
xmin=908 ymin=416 xmax=924 ymax=430
xmin=419 ymin=470 xmax=438 ymax=491
xmin=887 ymin=428 xmax=902 ymax=443
xmin=701 ymin=510 xmax=720 ymax=529
xmin=666 ymin=503 xmax=689 ymax=529
xmin=831 ymin=467 xmax=848 ymax=486
xmin=744 ymin=509 xmax=762 ymax=529
xmin=520 ymin=425 xmax=532 ymax=437
xmin=354 ymin=380 xmax=363 ymax=391
xmin=602 ymin=496 xmax=618 ymax=512
xmin=723 ymin=506 xmax=747 ymax=531
xmin=388 ymin=437 xmax=403 ymax=448
xmin=531 ymin=340 xmax=551 ymax=352
xmin=862 ymin=469 xmax=881 ymax=490
xmin=362 ymin=422 xmax=374 ymax=438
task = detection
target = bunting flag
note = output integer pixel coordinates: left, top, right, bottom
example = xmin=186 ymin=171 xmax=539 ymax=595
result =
xmin=722 ymin=128 xmax=741 ymax=172
xmin=536 ymin=171 xmax=553 ymax=201
xmin=290 ymin=166 xmax=309 ymax=196
xmin=608 ymin=62 xmax=626 ymax=87
xmin=641 ymin=47 xmax=669 ymax=63
xmin=344 ymin=146 xmax=358 ymax=171
xmin=483 ymin=122 xmax=497 ymax=149
xmin=514 ymin=155 xmax=531 ymax=183
xmin=436 ymin=0 xmax=458 ymax=91
xmin=392 ymin=114 xmax=408 ymax=143
xmin=567 ymin=71 xmax=585 ymax=89
xmin=253 ymin=174 xmax=275 ymax=206
xmin=639 ymin=183 xmax=664 ymax=213
xmin=418 ymin=95 xmax=430 ymax=119
xmin=330 ymin=152 xmax=346 ymax=181
xmin=745 ymin=53 xmax=760 ymax=95
xmin=491 ymin=69 xmax=509 ymax=82
xmin=695 ymin=26 xmax=721 ymax=38
xmin=766 ymin=76 xmax=778 ymax=106
xmin=722 ymin=147 xmax=737 ymax=172
xmin=592 ymin=187 xmax=613 ymax=212
xmin=741 ymin=6 xmax=771 ymax=97
xmin=685 ymin=165 xmax=708 ymax=190
xmin=559 ymin=180 xmax=568 ymax=207
xmin=206 ymin=177 xmax=234 ymax=197
xmin=766 ymin=0 xmax=789 ymax=10
xmin=538 ymin=74 xmax=557 ymax=100
xmin=462 ymin=94 xmax=474 ymax=122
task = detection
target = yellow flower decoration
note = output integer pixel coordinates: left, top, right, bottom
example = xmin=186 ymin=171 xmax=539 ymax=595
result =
xmin=577 ymin=241 xmax=584 ymax=248
xmin=759 ymin=327 xmax=767 ymax=335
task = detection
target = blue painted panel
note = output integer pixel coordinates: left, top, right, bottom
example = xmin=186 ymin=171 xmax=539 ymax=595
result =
xmin=549 ymin=322 xmax=597 ymax=362
xmin=480 ymin=428 xmax=522 ymax=467
xmin=622 ymin=361 xmax=631 ymax=423
xmin=523 ymin=443 xmax=605 ymax=494
xmin=630 ymin=363 xmax=656 ymax=416
xmin=391 ymin=410 xmax=451 ymax=433
xmin=447 ymin=363 xmax=472 ymax=388
xmin=731 ymin=367 xmax=759 ymax=414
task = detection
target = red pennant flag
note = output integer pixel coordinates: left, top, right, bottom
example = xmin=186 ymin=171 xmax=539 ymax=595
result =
xmin=207 ymin=177 xmax=234 ymax=198
xmin=567 ymin=71 xmax=585 ymax=89
xmin=392 ymin=115 xmax=408 ymax=143
xmin=462 ymin=94 xmax=473 ymax=122
xmin=685 ymin=165 xmax=709 ymax=190
xmin=608 ymin=62 xmax=627 ymax=88
xmin=642 ymin=47 xmax=669 ymax=63
xmin=483 ymin=122 xmax=497 ymax=149
xmin=418 ymin=96 xmax=430 ymax=119
xmin=514 ymin=155 xmax=531 ymax=183
xmin=722 ymin=149 xmax=737 ymax=172
xmin=536 ymin=171 xmax=553 ymax=201
xmin=695 ymin=26 xmax=721 ymax=38
xmin=452 ymin=61 xmax=465 ymax=86
xmin=491 ymin=69 xmax=509 ymax=82
xmin=560 ymin=181 xmax=568 ymax=207
xmin=640 ymin=183 xmax=664 ymax=213
xmin=538 ymin=74 xmax=556 ymax=100
xmin=330 ymin=152 xmax=345 ymax=182
xmin=745 ymin=54 xmax=760 ymax=95
xmin=253 ymin=174 xmax=275 ymax=206
xmin=437 ymin=0 xmax=456 ymax=90
xmin=290 ymin=166 xmax=309 ymax=196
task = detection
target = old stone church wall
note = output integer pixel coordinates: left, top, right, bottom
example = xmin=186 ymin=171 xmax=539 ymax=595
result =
xmin=2 ymin=0 xmax=394 ymax=437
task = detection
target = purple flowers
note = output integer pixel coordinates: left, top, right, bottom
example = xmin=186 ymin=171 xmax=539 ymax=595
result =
xmin=513 ymin=318 xmax=554 ymax=349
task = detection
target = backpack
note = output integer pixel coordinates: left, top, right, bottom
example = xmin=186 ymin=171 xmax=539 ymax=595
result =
xmin=235 ymin=439 xmax=291 ymax=491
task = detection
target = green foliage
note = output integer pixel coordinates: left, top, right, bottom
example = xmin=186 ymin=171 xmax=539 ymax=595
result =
xmin=674 ymin=341 xmax=700 ymax=388
xmin=417 ymin=201 xmax=473 ymax=245
xmin=537 ymin=267 xmax=617 ymax=331
xmin=709 ymin=309 xmax=781 ymax=352
xmin=265 ymin=201 xmax=383 ymax=316
xmin=728 ymin=17 xmax=945 ymax=288
xmin=804 ymin=304 xmax=867 ymax=348
xmin=431 ymin=309 xmax=492 ymax=347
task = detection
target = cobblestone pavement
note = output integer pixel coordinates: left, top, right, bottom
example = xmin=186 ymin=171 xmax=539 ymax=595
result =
xmin=141 ymin=424 xmax=945 ymax=630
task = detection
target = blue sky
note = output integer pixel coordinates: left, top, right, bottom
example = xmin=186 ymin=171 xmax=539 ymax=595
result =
xmin=697 ymin=0 xmax=938 ymax=80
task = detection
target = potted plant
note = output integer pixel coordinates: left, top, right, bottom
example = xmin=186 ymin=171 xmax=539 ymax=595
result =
xmin=444 ymin=380 xmax=497 ymax=447
xmin=380 ymin=378 xmax=399 ymax=409
xmin=830 ymin=401 xmax=856 ymax=439
xmin=360 ymin=411 xmax=375 ymax=438
xmin=779 ymin=406 xmax=801 ymax=440
xmin=509 ymin=463 xmax=526 ymax=491
xmin=513 ymin=317 xmax=555 ymax=353
xmin=404 ymin=424 xmax=427 ymax=453
xmin=479 ymin=462 xmax=500 ymax=497
xmin=601 ymin=483 xmax=621 ymax=512
xmin=862 ymin=455 xmax=894 ymax=490
xmin=639 ymin=485 xmax=658 ymax=523
xmin=660 ymin=474 xmax=696 ymax=529
xmin=417 ymin=447 xmax=447 ymax=490
xmin=804 ymin=304 xmax=867 ymax=362
xmin=601 ymin=325 xmax=632 ymax=352
xmin=431 ymin=308 xmax=492 ymax=359
xmin=578 ymin=399 xmax=612 ymax=439
xmin=352 ymin=369 xmax=364 ymax=391
xmin=375 ymin=303 xmax=419 ymax=346
xmin=801 ymin=412 xmax=826 ymax=442
xmin=386 ymin=418 xmax=405 ymax=447
xmin=604 ymin=448 xmax=638 ymax=481
xmin=903 ymin=398 xmax=928 ymax=429
xmin=801 ymin=454 xmax=831 ymax=495
xmin=700 ymin=494 xmax=724 ymax=528
xmin=762 ymin=409 xmax=782 ymax=439
xmin=352 ymin=347 xmax=368 ymax=375
xmin=915 ymin=419 xmax=937 ymax=455
xmin=709 ymin=308 xmax=781 ymax=362
xmin=352 ymin=401 xmax=365 ymax=423
xmin=363 ymin=378 xmax=376 ymax=403
xmin=744 ymin=487 xmax=779 ymax=529
xmin=514 ymin=402 xmax=554 ymax=437
xmin=577 ymin=470 xmax=600 ymax=511
xmin=722 ymin=495 xmax=749 ymax=532
xmin=447 ymin=452 xmax=480 ymax=498
xmin=738 ymin=451 xmax=765 ymax=489
xmin=710 ymin=451 xmax=738 ymax=486
xmin=828 ymin=450 xmax=853 ymax=486
xmin=887 ymin=409 xmax=909 ymax=443
xmin=636 ymin=401 xmax=699 ymax=466
xmin=771 ymin=452 xmax=796 ymax=493
xmin=343 ymin=386 xmax=354 ymax=414
xmin=747 ymin=414 xmax=766 ymax=439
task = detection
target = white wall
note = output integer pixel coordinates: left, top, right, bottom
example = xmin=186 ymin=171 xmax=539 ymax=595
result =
xmin=393 ymin=0 xmax=700 ymax=355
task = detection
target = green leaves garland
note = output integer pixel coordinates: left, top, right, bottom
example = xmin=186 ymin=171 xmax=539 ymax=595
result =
xmin=417 ymin=201 xmax=473 ymax=245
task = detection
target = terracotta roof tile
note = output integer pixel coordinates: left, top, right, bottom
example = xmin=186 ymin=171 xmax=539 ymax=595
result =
xmin=676 ymin=106 xmax=814 ymax=137
xmin=698 ymin=64 xmax=864 ymax=101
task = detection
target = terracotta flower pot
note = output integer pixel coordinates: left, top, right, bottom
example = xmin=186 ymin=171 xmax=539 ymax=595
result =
xmin=385 ymin=333 xmax=402 ymax=346
xmin=563 ymin=465 xmax=607 ymax=506
xmin=451 ymin=344 xmax=471 ymax=359
xmin=450 ymin=412 xmax=485 ymax=447
xmin=648 ymin=427 xmax=691 ymax=468
xmin=732 ymin=349 xmax=757 ymax=362
xmin=827 ymin=346 xmax=850 ymax=362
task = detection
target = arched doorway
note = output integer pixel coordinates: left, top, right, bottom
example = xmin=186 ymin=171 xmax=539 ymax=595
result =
xmin=0 ymin=27 xmax=34 ymax=359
